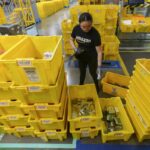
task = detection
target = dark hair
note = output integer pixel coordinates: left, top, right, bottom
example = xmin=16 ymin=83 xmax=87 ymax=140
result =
xmin=79 ymin=12 xmax=93 ymax=23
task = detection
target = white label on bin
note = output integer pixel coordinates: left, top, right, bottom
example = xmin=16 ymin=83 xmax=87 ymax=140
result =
xmin=17 ymin=60 xmax=32 ymax=67
xmin=41 ymin=119 xmax=51 ymax=124
xmin=8 ymin=116 xmax=18 ymax=120
xmin=46 ymin=131 xmax=56 ymax=136
xmin=43 ymin=52 xmax=53 ymax=59
xmin=114 ymin=133 xmax=124 ymax=137
xmin=0 ymin=102 xmax=9 ymax=106
xmin=80 ymin=118 xmax=90 ymax=122
xmin=36 ymin=105 xmax=48 ymax=110
xmin=16 ymin=127 xmax=25 ymax=132
xmin=81 ymin=130 xmax=89 ymax=137
xmin=28 ymin=86 xmax=42 ymax=92
xmin=24 ymin=68 xmax=40 ymax=82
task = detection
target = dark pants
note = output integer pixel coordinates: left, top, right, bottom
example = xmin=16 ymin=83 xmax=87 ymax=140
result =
xmin=78 ymin=53 xmax=100 ymax=93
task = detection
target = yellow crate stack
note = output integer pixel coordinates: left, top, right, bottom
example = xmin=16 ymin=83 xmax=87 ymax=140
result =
xmin=0 ymin=35 xmax=68 ymax=141
xmin=70 ymin=5 xmax=89 ymax=24
xmin=102 ymin=35 xmax=120 ymax=60
xmin=120 ymin=9 xmax=150 ymax=33
xmin=61 ymin=19 xmax=76 ymax=55
xmin=68 ymin=84 xmax=103 ymax=139
xmin=0 ymin=36 xmax=26 ymax=135
xmin=100 ymin=97 xmax=134 ymax=143
xmin=36 ymin=0 xmax=65 ymax=19
xmin=62 ymin=5 xmax=119 ymax=59
xmin=105 ymin=5 xmax=119 ymax=35
xmin=125 ymin=59 xmax=150 ymax=142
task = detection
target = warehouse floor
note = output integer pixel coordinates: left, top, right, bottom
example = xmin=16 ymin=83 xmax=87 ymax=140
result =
xmin=0 ymin=1 xmax=150 ymax=150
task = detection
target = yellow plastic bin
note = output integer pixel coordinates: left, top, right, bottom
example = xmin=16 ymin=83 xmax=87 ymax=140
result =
xmin=0 ymin=36 xmax=25 ymax=86
xmin=11 ymin=62 xmax=65 ymax=105
xmin=105 ymin=18 xmax=118 ymax=26
xmin=100 ymin=97 xmax=134 ymax=143
xmin=126 ymin=97 xmax=150 ymax=142
xmin=0 ymin=99 xmax=27 ymax=116
xmin=127 ymin=89 xmax=150 ymax=130
xmin=102 ymin=35 xmax=120 ymax=55
xmin=63 ymin=33 xmax=71 ymax=41
xmin=5 ymin=126 xmax=35 ymax=138
xmin=65 ymin=49 xmax=74 ymax=55
xmin=28 ymin=95 xmax=67 ymax=131
xmin=0 ymin=114 xmax=29 ymax=127
xmin=134 ymin=59 xmax=150 ymax=85
xmin=101 ymin=72 xmax=130 ymax=98
xmin=104 ymin=26 xmax=116 ymax=35
xmin=0 ymin=36 xmax=63 ymax=86
xmin=88 ymin=5 xmax=106 ymax=25
xmin=132 ymin=70 xmax=150 ymax=103
xmin=71 ymin=126 xmax=100 ymax=139
xmin=37 ymin=1 xmax=56 ymax=18
xmin=129 ymin=74 xmax=150 ymax=112
xmin=105 ymin=5 xmax=119 ymax=21
xmin=120 ymin=19 xmax=135 ymax=32
xmin=70 ymin=5 xmax=88 ymax=23
xmin=61 ymin=19 xmax=74 ymax=33
xmin=68 ymin=84 xmax=103 ymax=130
xmin=23 ymin=81 xmax=67 ymax=119
xmin=35 ymin=125 xmax=67 ymax=142
xmin=64 ymin=40 xmax=73 ymax=50
xmin=93 ymin=24 xmax=105 ymax=36
xmin=104 ymin=44 xmax=119 ymax=55
xmin=0 ymin=82 xmax=15 ymax=99
xmin=0 ymin=36 xmax=24 ymax=53
xmin=129 ymin=76 xmax=150 ymax=120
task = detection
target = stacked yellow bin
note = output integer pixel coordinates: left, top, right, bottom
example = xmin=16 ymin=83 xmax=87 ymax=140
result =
xmin=62 ymin=5 xmax=119 ymax=57
xmin=68 ymin=84 xmax=103 ymax=139
xmin=37 ymin=0 xmax=65 ymax=19
xmin=105 ymin=5 xmax=119 ymax=35
xmin=61 ymin=19 xmax=76 ymax=55
xmin=0 ymin=36 xmax=68 ymax=141
xmin=70 ymin=5 xmax=88 ymax=24
xmin=88 ymin=5 xmax=106 ymax=36
xmin=126 ymin=59 xmax=150 ymax=142
xmin=120 ymin=9 xmax=150 ymax=33
xmin=102 ymin=35 xmax=120 ymax=60
xmin=69 ymin=5 xmax=119 ymax=35
xmin=0 ymin=36 xmax=26 ymax=135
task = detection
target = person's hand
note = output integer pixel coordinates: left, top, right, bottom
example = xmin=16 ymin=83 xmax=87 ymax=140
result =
xmin=97 ymin=67 xmax=101 ymax=80
xmin=74 ymin=47 xmax=78 ymax=52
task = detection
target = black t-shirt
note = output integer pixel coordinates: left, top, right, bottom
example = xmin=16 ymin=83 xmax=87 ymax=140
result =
xmin=71 ymin=25 xmax=101 ymax=53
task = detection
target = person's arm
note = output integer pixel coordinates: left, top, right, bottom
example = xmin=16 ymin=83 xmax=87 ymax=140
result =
xmin=96 ymin=45 xmax=102 ymax=67
xmin=70 ymin=26 xmax=78 ymax=52
xmin=70 ymin=37 xmax=77 ymax=52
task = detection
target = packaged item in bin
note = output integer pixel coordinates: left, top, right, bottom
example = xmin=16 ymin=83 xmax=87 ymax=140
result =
xmin=103 ymin=106 xmax=123 ymax=133
xmin=71 ymin=98 xmax=96 ymax=119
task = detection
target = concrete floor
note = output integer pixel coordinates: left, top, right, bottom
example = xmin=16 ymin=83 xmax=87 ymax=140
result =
xmin=1 ymin=1 xmax=150 ymax=149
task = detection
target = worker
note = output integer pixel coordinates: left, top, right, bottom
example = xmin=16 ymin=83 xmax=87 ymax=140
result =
xmin=70 ymin=12 xmax=102 ymax=94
